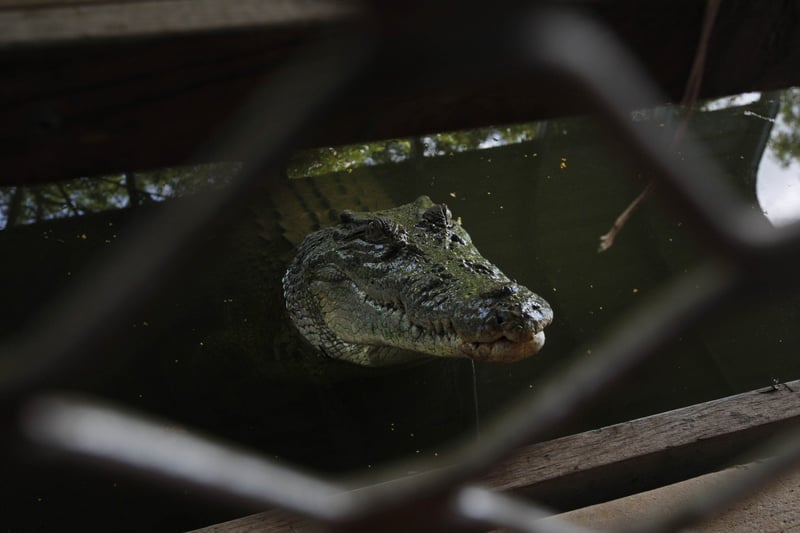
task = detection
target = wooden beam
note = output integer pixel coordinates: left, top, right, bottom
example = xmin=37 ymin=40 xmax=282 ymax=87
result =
xmin=544 ymin=461 xmax=800 ymax=531
xmin=1 ymin=1 xmax=800 ymax=185
xmin=486 ymin=379 xmax=800 ymax=510
xmin=191 ymin=379 xmax=800 ymax=531
xmin=0 ymin=0 xmax=358 ymax=45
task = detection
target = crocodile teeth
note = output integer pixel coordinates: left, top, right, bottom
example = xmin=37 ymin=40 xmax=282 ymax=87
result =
xmin=363 ymin=288 xmax=462 ymax=345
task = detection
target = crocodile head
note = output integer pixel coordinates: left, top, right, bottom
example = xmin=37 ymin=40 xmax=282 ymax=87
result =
xmin=282 ymin=196 xmax=553 ymax=366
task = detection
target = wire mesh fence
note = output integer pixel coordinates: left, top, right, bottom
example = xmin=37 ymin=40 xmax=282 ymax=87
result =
xmin=3 ymin=4 xmax=800 ymax=532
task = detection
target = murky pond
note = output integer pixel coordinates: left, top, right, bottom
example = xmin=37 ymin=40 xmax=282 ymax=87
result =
xmin=2 ymin=88 xmax=800 ymax=530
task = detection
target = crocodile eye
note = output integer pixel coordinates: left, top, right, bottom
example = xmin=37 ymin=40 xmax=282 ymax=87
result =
xmin=366 ymin=220 xmax=384 ymax=241
xmin=422 ymin=204 xmax=452 ymax=228
xmin=450 ymin=233 xmax=466 ymax=245
xmin=360 ymin=217 xmax=406 ymax=245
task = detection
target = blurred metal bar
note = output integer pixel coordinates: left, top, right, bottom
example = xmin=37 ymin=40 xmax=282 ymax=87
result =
xmin=453 ymin=485 xmax=594 ymax=533
xmin=0 ymin=33 xmax=373 ymax=398
xmin=20 ymin=394 xmax=351 ymax=522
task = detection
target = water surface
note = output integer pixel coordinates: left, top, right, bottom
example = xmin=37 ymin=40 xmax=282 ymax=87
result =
xmin=3 ymin=88 xmax=800 ymax=531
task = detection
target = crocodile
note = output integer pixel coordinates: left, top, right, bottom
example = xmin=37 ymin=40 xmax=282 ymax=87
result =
xmin=282 ymin=195 xmax=553 ymax=367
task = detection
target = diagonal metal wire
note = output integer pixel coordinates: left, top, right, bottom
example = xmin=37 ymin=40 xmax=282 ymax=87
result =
xmin=453 ymin=485 xmax=595 ymax=533
xmin=19 ymin=394 xmax=349 ymax=522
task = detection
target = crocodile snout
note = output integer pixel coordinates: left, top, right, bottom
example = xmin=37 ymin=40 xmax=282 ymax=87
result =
xmin=457 ymin=282 xmax=553 ymax=362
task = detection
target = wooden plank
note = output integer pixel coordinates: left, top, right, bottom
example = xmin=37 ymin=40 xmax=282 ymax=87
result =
xmin=485 ymin=379 xmax=800 ymax=510
xmin=0 ymin=0 xmax=357 ymax=45
xmin=192 ymin=380 xmax=800 ymax=531
xmin=1 ymin=1 xmax=800 ymax=185
xmin=544 ymin=461 xmax=800 ymax=531
xmin=191 ymin=508 xmax=314 ymax=533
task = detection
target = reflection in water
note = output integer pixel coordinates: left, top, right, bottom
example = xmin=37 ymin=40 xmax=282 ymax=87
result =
xmin=757 ymin=88 xmax=800 ymax=226
xmin=286 ymin=124 xmax=543 ymax=179
xmin=757 ymin=151 xmax=800 ymax=226
xmin=0 ymin=163 xmax=240 ymax=230
xmin=704 ymin=91 xmax=762 ymax=111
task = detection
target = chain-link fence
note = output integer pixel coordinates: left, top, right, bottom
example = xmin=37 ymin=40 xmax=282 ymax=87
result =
xmin=4 ymin=4 xmax=800 ymax=532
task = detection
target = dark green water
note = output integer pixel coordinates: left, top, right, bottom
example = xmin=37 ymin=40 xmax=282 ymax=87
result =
xmin=2 ymin=89 xmax=800 ymax=531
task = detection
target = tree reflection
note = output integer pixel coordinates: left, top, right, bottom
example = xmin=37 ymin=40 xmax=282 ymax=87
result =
xmin=0 ymin=162 xmax=241 ymax=230
xmin=286 ymin=123 xmax=542 ymax=179
xmin=0 ymin=122 xmax=542 ymax=229
xmin=5 ymin=89 xmax=797 ymax=231
xmin=769 ymin=87 xmax=800 ymax=168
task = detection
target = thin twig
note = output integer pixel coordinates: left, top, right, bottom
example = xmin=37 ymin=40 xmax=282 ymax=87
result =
xmin=598 ymin=0 xmax=720 ymax=252
xmin=598 ymin=180 xmax=655 ymax=252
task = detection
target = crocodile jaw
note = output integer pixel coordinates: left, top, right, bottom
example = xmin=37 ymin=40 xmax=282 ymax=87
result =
xmin=309 ymin=277 xmax=551 ymax=364
xmin=460 ymin=331 xmax=547 ymax=362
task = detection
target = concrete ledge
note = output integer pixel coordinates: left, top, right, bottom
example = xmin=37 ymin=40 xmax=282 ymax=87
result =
xmin=548 ymin=461 xmax=800 ymax=531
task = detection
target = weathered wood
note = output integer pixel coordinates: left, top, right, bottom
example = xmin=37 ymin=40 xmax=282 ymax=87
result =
xmin=1 ymin=0 xmax=799 ymax=185
xmin=544 ymin=461 xmax=800 ymax=531
xmin=191 ymin=379 xmax=800 ymax=531
xmin=191 ymin=508 xmax=315 ymax=533
xmin=0 ymin=0 xmax=357 ymax=45
xmin=487 ymin=379 xmax=800 ymax=509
